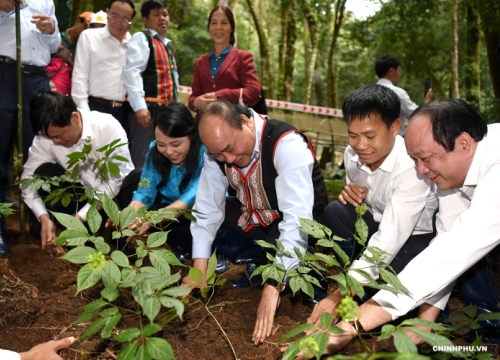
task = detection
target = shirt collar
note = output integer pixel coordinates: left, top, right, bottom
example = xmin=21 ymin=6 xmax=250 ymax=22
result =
xmin=377 ymin=78 xmax=393 ymax=87
xmin=146 ymin=28 xmax=172 ymax=46
xmin=208 ymin=44 xmax=233 ymax=59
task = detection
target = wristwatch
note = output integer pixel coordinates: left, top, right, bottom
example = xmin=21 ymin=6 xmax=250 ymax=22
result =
xmin=265 ymin=276 xmax=289 ymax=293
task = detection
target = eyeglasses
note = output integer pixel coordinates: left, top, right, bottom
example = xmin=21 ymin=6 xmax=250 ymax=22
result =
xmin=109 ymin=12 xmax=132 ymax=25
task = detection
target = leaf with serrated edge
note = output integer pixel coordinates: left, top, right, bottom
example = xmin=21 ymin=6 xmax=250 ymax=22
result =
xmin=394 ymin=328 xmax=417 ymax=353
xmin=146 ymin=232 xmax=168 ymax=248
xmin=111 ymin=250 xmax=129 ymax=267
xmin=146 ymin=337 xmax=175 ymax=359
xmin=114 ymin=327 xmax=141 ymax=343
xmin=101 ymin=287 xmax=119 ymax=302
xmin=76 ymin=264 xmax=101 ymax=294
xmin=143 ymin=296 xmax=161 ymax=323
xmin=61 ymin=246 xmax=97 ymax=264
xmin=80 ymin=316 xmax=107 ymax=340
xmin=379 ymin=324 xmax=397 ymax=339
xmin=160 ymin=297 xmax=185 ymax=320
xmin=74 ymin=299 xmax=108 ymax=323
xmin=87 ymin=205 xmax=102 ymax=234
xmin=141 ymin=323 xmax=162 ymax=336
xmin=50 ymin=211 xmax=87 ymax=233
xmin=278 ymin=324 xmax=318 ymax=343
xmin=101 ymin=313 xmax=122 ymax=339
xmin=102 ymin=194 xmax=120 ymax=227
xmin=117 ymin=341 xmax=138 ymax=360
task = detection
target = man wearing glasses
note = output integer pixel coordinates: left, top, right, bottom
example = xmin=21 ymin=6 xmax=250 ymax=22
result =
xmin=72 ymin=0 xmax=135 ymax=134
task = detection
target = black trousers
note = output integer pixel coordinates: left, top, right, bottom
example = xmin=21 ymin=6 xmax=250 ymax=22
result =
xmin=0 ymin=62 xmax=50 ymax=183
xmin=88 ymin=100 xmax=130 ymax=135
xmin=323 ymin=200 xmax=435 ymax=275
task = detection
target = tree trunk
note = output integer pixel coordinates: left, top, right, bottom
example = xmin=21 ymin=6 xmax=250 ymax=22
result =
xmin=278 ymin=0 xmax=297 ymax=101
xmin=327 ymin=0 xmax=347 ymax=108
xmin=298 ymin=0 xmax=319 ymax=105
xmin=464 ymin=1 xmax=481 ymax=111
xmin=245 ymin=0 xmax=274 ymax=98
xmin=477 ymin=0 xmax=500 ymax=107
xmin=450 ymin=0 xmax=460 ymax=98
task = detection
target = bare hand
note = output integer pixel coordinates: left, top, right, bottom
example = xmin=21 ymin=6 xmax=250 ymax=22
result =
xmin=338 ymin=182 xmax=368 ymax=207
xmin=136 ymin=108 xmax=151 ymax=130
xmin=180 ymin=258 xmax=208 ymax=297
xmin=252 ymin=284 xmax=280 ymax=345
xmin=193 ymin=92 xmax=217 ymax=110
xmin=19 ymin=336 xmax=75 ymax=360
xmin=31 ymin=14 xmax=55 ymax=34
xmin=0 ymin=0 xmax=17 ymax=11
xmin=423 ymin=88 xmax=433 ymax=102
xmin=127 ymin=217 xmax=152 ymax=236
xmin=306 ymin=290 xmax=343 ymax=333
xmin=39 ymin=214 xmax=56 ymax=249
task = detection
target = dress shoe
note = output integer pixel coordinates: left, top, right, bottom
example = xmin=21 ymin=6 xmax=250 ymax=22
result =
xmin=0 ymin=215 xmax=10 ymax=257
xmin=230 ymin=260 xmax=262 ymax=288
xmin=215 ymin=253 xmax=228 ymax=274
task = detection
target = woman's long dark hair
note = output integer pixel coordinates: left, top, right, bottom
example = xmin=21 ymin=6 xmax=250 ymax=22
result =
xmin=147 ymin=101 xmax=202 ymax=192
xmin=207 ymin=5 xmax=236 ymax=45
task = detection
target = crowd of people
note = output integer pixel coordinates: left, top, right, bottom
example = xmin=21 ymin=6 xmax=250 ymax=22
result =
xmin=1 ymin=0 xmax=500 ymax=358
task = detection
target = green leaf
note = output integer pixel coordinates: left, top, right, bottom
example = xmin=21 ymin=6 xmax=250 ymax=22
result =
xmin=76 ymin=264 xmax=102 ymax=294
xmin=121 ymin=267 xmax=137 ymax=282
xmin=74 ymin=299 xmax=108 ymax=323
xmin=101 ymin=287 xmax=119 ymax=302
xmin=400 ymin=318 xmax=449 ymax=331
xmin=329 ymin=273 xmax=348 ymax=295
xmin=108 ymin=161 xmax=121 ymax=179
xmin=111 ymin=250 xmax=129 ymax=267
xmin=188 ymin=266 xmax=202 ymax=285
xmin=101 ymin=260 xmax=121 ymax=289
xmin=379 ymin=268 xmax=410 ymax=295
xmin=394 ymin=328 xmax=417 ymax=353
xmin=299 ymin=277 xmax=314 ymax=299
xmin=206 ymin=252 xmax=217 ymax=280
xmin=477 ymin=312 xmax=500 ymax=321
xmin=101 ymin=313 xmax=122 ymax=338
xmin=121 ymin=229 xmax=136 ymax=237
xmin=162 ymin=286 xmax=190 ymax=298
xmin=61 ymin=246 xmax=98 ymax=264
xmin=102 ymin=194 xmax=120 ymax=226
xmin=254 ymin=239 xmax=277 ymax=250
xmin=136 ymin=344 xmax=152 ymax=360
xmin=281 ymin=336 xmax=302 ymax=360
xmin=346 ymin=274 xmax=365 ymax=300
xmin=94 ymin=238 xmax=111 ymax=254
xmin=87 ymin=205 xmax=102 ymax=234
xmin=379 ymin=324 xmax=397 ymax=339
xmin=320 ymin=311 xmax=333 ymax=329
xmin=61 ymin=193 xmax=72 ymax=208
xmin=80 ymin=316 xmax=108 ymax=340
xmin=354 ymin=216 xmax=369 ymax=244
xmin=112 ymin=230 xmax=122 ymax=239
xmin=114 ymin=328 xmax=141 ymax=343
xmin=146 ymin=337 xmax=175 ymax=359
xmin=314 ymin=332 xmax=330 ymax=358
xmin=112 ymin=155 xmax=129 ymax=162
xmin=117 ymin=341 xmax=138 ymax=360
xmin=142 ymin=323 xmax=162 ymax=337
xmin=298 ymin=217 xmax=331 ymax=238
xmin=462 ymin=304 xmax=478 ymax=319
xmin=147 ymin=232 xmax=168 ymax=248
xmin=120 ymin=206 xmax=137 ymax=229
xmin=143 ymin=297 xmax=161 ymax=323
xmin=148 ymin=250 xmax=172 ymax=275
xmin=405 ymin=327 xmax=455 ymax=348
xmin=159 ymin=297 xmax=185 ymax=321
xmin=278 ymin=323 xmax=318 ymax=343
xmin=313 ymin=252 xmax=340 ymax=267
xmin=99 ymin=307 xmax=119 ymax=317
xmin=50 ymin=211 xmax=87 ymax=233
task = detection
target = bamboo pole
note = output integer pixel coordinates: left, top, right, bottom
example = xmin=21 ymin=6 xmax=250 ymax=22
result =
xmin=15 ymin=0 xmax=26 ymax=240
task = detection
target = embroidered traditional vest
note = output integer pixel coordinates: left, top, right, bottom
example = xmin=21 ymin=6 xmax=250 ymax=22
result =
xmin=220 ymin=117 xmax=328 ymax=232
xmin=142 ymin=31 xmax=178 ymax=101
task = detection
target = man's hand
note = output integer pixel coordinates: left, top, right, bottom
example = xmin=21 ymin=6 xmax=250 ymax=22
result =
xmin=19 ymin=336 xmax=75 ymax=360
xmin=39 ymin=214 xmax=56 ymax=249
xmin=136 ymin=108 xmax=151 ymax=130
xmin=0 ymin=0 xmax=17 ymax=11
xmin=193 ymin=92 xmax=217 ymax=110
xmin=305 ymin=290 xmax=343 ymax=333
xmin=252 ymin=283 xmax=280 ymax=345
xmin=127 ymin=218 xmax=152 ymax=236
xmin=180 ymin=258 xmax=208 ymax=297
xmin=338 ymin=182 xmax=368 ymax=207
xmin=31 ymin=14 xmax=55 ymax=34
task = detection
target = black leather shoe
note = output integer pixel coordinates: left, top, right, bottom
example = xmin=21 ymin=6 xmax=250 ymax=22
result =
xmin=230 ymin=260 xmax=262 ymax=288
xmin=0 ymin=215 xmax=10 ymax=257
xmin=215 ymin=253 xmax=228 ymax=274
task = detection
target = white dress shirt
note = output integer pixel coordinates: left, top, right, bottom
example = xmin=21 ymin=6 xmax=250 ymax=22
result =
xmin=0 ymin=0 xmax=60 ymax=66
xmin=346 ymin=136 xmax=438 ymax=282
xmin=373 ymin=124 xmax=500 ymax=319
xmin=72 ymin=26 xmax=130 ymax=110
xmin=124 ymin=28 xmax=174 ymax=112
xmin=0 ymin=349 xmax=19 ymax=360
xmin=21 ymin=110 xmax=134 ymax=222
xmin=191 ymin=110 xmax=315 ymax=270
xmin=377 ymin=78 xmax=419 ymax=136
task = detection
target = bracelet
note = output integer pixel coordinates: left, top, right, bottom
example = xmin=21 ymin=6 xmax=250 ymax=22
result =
xmin=347 ymin=318 xmax=365 ymax=333
xmin=265 ymin=277 xmax=288 ymax=293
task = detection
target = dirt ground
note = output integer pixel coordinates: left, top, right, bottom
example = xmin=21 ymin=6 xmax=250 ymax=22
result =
xmin=1 ymin=190 xmax=500 ymax=359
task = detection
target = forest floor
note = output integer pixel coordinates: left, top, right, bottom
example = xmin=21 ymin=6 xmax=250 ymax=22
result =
xmin=1 ymin=188 xmax=500 ymax=359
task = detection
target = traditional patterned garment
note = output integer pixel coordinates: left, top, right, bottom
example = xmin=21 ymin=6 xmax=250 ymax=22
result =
xmin=142 ymin=30 xmax=178 ymax=102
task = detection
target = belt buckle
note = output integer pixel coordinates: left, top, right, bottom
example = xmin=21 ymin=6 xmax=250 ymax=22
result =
xmin=112 ymin=101 xmax=122 ymax=107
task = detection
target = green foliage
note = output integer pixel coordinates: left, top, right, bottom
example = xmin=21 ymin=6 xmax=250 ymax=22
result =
xmin=0 ymin=202 xmax=15 ymax=217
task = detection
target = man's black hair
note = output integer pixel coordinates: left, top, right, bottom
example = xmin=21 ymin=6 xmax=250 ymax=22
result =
xmin=409 ymin=99 xmax=488 ymax=152
xmin=107 ymin=0 xmax=136 ymax=18
xmin=29 ymin=91 xmax=77 ymax=135
xmin=141 ymin=0 xmax=167 ymax=18
xmin=197 ymin=100 xmax=252 ymax=130
xmin=375 ymin=55 xmax=402 ymax=78
xmin=342 ymin=84 xmax=401 ymax=129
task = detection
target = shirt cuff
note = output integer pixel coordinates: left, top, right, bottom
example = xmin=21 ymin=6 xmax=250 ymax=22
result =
xmin=31 ymin=202 xmax=49 ymax=222
xmin=129 ymin=97 xmax=147 ymax=113
xmin=77 ymin=203 xmax=91 ymax=222
xmin=192 ymin=241 xmax=212 ymax=260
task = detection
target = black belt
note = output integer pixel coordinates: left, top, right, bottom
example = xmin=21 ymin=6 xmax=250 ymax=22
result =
xmin=88 ymin=95 xmax=124 ymax=108
xmin=0 ymin=55 xmax=47 ymax=76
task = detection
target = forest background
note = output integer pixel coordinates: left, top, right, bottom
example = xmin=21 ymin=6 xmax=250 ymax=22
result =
xmin=58 ymin=0 xmax=500 ymax=123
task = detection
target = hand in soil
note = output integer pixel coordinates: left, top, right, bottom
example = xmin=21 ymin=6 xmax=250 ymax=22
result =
xmin=18 ymin=336 xmax=75 ymax=360
xmin=180 ymin=258 xmax=208 ymax=297
xmin=305 ymin=289 xmax=343 ymax=334
xmin=252 ymin=283 xmax=280 ymax=345
xmin=39 ymin=214 xmax=56 ymax=249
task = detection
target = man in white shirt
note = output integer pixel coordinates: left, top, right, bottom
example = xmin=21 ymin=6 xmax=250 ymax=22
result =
xmin=0 ymin=336 xmax=74 ymax=360
xmin=306 ymin=99 xmax=500 ymax=356
xmin=71 ymin=0 xmax=135 ymax=133
xmin=375 ymin=55 xmax=433 ymax=136
xmin=180 ymin=100 xmax=328 ymax=346
xmin=306 ymin=84 xmax=438 ymax=330
xmin=21 ymin=91 xmax=135 ymax=249
xmin=124 ymin=0 xmax=178 ymax=167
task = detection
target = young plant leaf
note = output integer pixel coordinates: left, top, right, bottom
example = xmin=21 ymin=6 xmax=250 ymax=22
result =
xmin=111 ymin=250 xmax=129 ymax=267
xmin=159 ymin=297 xmax=185 ymax=321
xmin=87 ymin=205 xmax=102 ymax=234
xmin=143 ymin=296 xmax=161 ymax=323
xmin=136 ymin=344 xmax=153 ymax=360
xmin=76 ymin=264 xmax=102 ymax=294
xmin=299 ymin=217 xmax=332 ymax=238
xmin=61 ymin=246 xmax=98 ymax=264
xmin=148 ymin=250 xmax=172 ymax=275
xmin=101 ymin=287 xmax=119 ymax=302
xmin=394 ymin=328 xmax=417 ymax=353
xmin=141 ymin=323 xmax=162 ymax=337
xmin=405 ymin=327 xmax=455 ymax=348
xmin=188 ymin=266 xmax=203 ymax=285
xmin=115 ymin=328 xmax=141 ymax=343
xmin=102 ymin=193 xmax=120 ymax=226
xmin=146 ymin=337 xmax=175 ymax=359
xmin=117 ymin=341 xmax=138 ymax=360
xmin=50 ymin=211 xmax=88 ymax=233
xmin=74 ymin=299 xmax=108 ymax=323
xmin=101 ymin=313 xmax=122 ymax=339
xmin=80 ymin=316 xmax=108 ymax=340
xmin=108 ymin=161 xmax=121 ymax=179
xmin=379 ymin=324 xmax=397 ymax=339
xmin=147 ymin=232 xmax=168 ymax=248
xmin=278 ymin=323 xmax=318 ymax=343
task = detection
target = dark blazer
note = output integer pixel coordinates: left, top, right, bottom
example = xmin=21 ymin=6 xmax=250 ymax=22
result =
xmin=188 ymin=47 xmax=262 ymax=111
